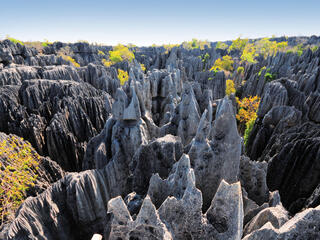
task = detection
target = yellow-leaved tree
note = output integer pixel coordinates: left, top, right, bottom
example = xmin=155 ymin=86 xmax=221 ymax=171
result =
xmin=109 ymin=44 xmax=135 ymax=64
xmin=226 ymin=79 xmax=236 ymax=96
xmin=118 ymin=69 xmax=129 ymax=85
xmin=236 ymin=96 xmax=261 ymax=146
xmin=210 ymin=55 xmax=234 ymax=72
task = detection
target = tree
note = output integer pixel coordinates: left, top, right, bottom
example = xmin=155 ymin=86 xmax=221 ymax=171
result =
xmin=216 ymin=41 xmax=228 ymax=50
xmin=228 ymin=37 xmax=249 ymax=53
xmin=236 ymin=96 xmax=260 ymax=124
xmin=108 ymin=44 xmax=135 ymax=64
xmin=210 ymin=55 xmax=234 ymax=72
xmin=118 ymin=69 xmax=129 ymax=85
xmin=226 ymin=79 xmax=236 ymax=96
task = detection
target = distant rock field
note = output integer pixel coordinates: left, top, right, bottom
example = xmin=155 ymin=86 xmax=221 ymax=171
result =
xmin=1 ymin=36 xmax=320 ymax=239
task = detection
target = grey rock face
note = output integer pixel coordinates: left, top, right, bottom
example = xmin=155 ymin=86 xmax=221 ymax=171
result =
xmin=6 ymin=150 xmax=131 ymax=240
xmin=206 ymin=180 xmax=244 ymax=240
xmin=0 ymin=79 xmax=108 ymax=171
xmin=243 ymin=206 xmax=320 ymax=240
xmin=239 ymin=156 xmax=269 ymax=205
xmin=188 ymin=96 xmax=241 ymax=210
xmin=243 ymin=205 xmax=289 ymax=237
xmin=106 ymin=196 xmax=173 ymax=240
xmin=131 ymin=134 xmax=183 ymax=195
xmin=106 ymin=154 xmax=244 ymax=240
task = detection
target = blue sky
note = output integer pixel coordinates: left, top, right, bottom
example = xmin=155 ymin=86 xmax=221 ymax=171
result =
xmin=1 ymin=0 xmax=319 ymax=46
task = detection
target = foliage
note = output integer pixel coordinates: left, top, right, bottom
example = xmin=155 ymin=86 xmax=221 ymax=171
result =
xmin=7 ymin=37 xmax=24 ymax=45
xmin=228 ymin=37 xmax=249 ymax=53
xmin=254 ymin=38 xmax=288 ymax=58
xmin=240 ymin=38 xmax=288 ymax=64
xmin=60 ymin=55 xmax=80 ymax=67
xmin=0 ymin=136 xmax=40 ymax=223
xmin=102 ymin=59 xmax=113 ymax=67
xmin=118 ymin=69 xmax=129 ymax=85
xmin=23 ymin=40 xmax=52 ymax=53
xmin=201 ymin=53 xmax=210 ymax=63
xmin=311 ymin=45 xmax=319 ymax=52
xmin=226 ymin=79 xmax=236 ymax=96
xmin=244 ymin=117 xmax=256 ymax=147
xmin=216 ymin=41 xmax=228 ymax=50
xmin=98 ymin=50 xmax=105 ymax=56
xmin=241 ymin=43 xmax=258 ymax=63
xmin=58 ymin=46 xmax=80 ymax=67
xmin=109 ymin=44 xmax=135 ymax=63
xmin=210 ymin=55 xmax=234 ymax=72
xmin=237 ymin=66 xmax=244 ymax=74
xmin=162 ymin=43 xmax=180 ymax=53
xmin=236 ymin=96 xmax=260 ymax=124
xmin=264 ymin=71 xmax=276 ymax=82
xmin=182 ymin=39 xmax=211 ymax=50
xmin=140 ymin=63 xmax=146 ymax=72
xmin=258 ymin=66 xmax=266 ymax=76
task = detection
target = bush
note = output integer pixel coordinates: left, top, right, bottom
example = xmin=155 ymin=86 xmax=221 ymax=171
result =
xmin=0 ymin=136 xmax=40 ymax=223
xmin=102 ymin=59 xmax=112 ymax=67
xmin=61 ymin=55 xmax=80 ymax=67
xmin=24 ymin=40 xmax=52 ymax=53
xmin=237 ymin=66 xmax=244 ymax=74
xmin=258 ymin=66 xmax=266 ymax=76
xmin=118 ymin=69 xmax=129 ymax=85
xmin=140 ymin=63 xmax=146 ymax=72
xmin=182 ymin=39 xmax=210 ymax=50
xmin=228 ymin=37 xmax=249 ymax=53
xmin=58 ymin=46 xmax=80 ymax=67
xmin=311 ymin=45 xmax=319 ymax=52
xmin=7 ymin=37 xmax=24 ymax=45
xmin=98 ymin=50 xmax=105 ymax=56
xmin=216 ymin=41 xmax=228 ymax=50
xmin=210 ymin=55 xmax=234 ymax=72
xmin=108 ymin=44 xmax=135 ymax=64
xmin=244 ymin=117 xmax=256 ymax=147
xmin=236 ymin=96 xmax=260 ymax=124
xmin=241 ymin=43 xmax=258 ymax=64
xmin=264 ymin=72 xmax=276 ymax=82
xmin=226 ymin=80 xmax=236 ymax=96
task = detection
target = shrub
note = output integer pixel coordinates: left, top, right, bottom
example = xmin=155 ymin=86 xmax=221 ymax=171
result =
xmin=140 ymin=63 xmax=146 ymax=72
xmin=24 ymin=40 xmax=52 ymax=53
xmin=98 ymin=50 xmax=105 ymax=56
xmin=58 ymin=46 xmax=80 ymax=67
xmin=241 ymin=43 xmax=258 ymax=64
xmin=258 ymin=66 xmax=266 ymax=76
xmin=162 ymin=43 xmax=180 ymax=53
xmin=255 ymin=38 xmax=288 ymax=58
xmin=311 ymin=45 xmax=319 ymax=52
xmin=226 ymin=79 xmax=236 ymax=96
xmin=61 ymin=55 xmax=80 ymax=67
xmin=244 ymin=117 xmax=256 ymax=147
xmin=109 ymin=44 xmax=135 ymax=63
xmin=216 ymin=41 xmax=228 ymax=50
xmin=237 ymin=66 xmax=244 ymax=74
xmin=182 ymin=39 xmax=211 ymax=50
xmin=228 ymin=37 xmax=249 ymax=53
xmin=118 ymin=69 xmax=129 ymax=85
xmin=0 ymin=136 xmax=40 ymax=223
xmin=236 ymin=96 xmax=260 ymax=124
xmin=210 ymin=55 xmax=234 ymax=72
xmin=102 ymin=59 xmax=112 ymax=67
xmin=240 ymin=38 xmax=288 ymax=63
xmin=7 ymin=37 xmax=24 ymax=45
